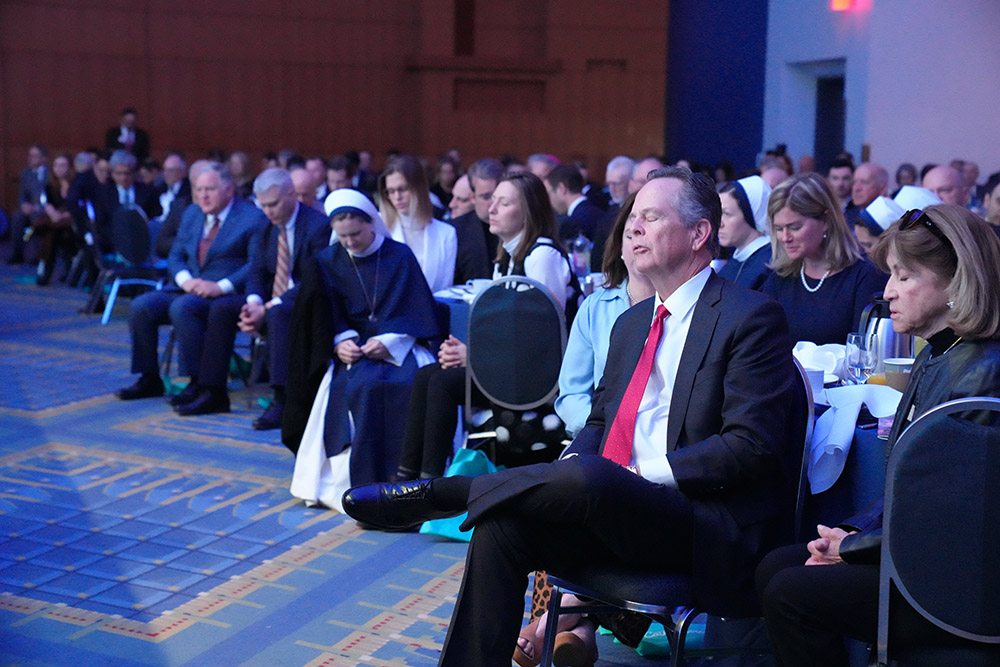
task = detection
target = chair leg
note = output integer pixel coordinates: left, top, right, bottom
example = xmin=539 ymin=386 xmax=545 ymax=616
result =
xmin=669 ymin=606 xmax=699 ymax=667
xmin=101 ymin=278 xmax=122 ymax=325
xmin=539 ymin=586 xmax=564 ymax=667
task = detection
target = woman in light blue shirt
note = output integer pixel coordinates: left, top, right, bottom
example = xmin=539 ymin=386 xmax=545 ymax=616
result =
xmin=555 ymin=191 xmax=654 ymax=436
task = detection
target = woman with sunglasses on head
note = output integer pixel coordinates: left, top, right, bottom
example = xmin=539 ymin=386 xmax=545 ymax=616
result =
xmin=378 ymin=154 xmax=457 ymax=292
xmin=756 ymin=204 xmax=1000 ymax=666
xmin=761 ymin=173 xmax=887 ymax=344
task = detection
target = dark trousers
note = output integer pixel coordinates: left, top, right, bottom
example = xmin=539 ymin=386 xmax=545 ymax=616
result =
xmin=128 ymin=290 xmax=234 ymax=379
xmin=397 ymin=365 xmax=466 ymax=478
xmin=265 ymin=300 xmax=293 ymax=388
xmin=756 ymin=543 xmax=986 ymax=667
xmin=196 ymin=294 xmax=246 ymax=388
xmin=438 ymin=455 xmax=694 ymax=667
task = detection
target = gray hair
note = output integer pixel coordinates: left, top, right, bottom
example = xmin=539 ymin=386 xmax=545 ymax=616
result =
xmin=109 ymin=149 xmax=138 ymax=171
xmin=74 ymin=152 xmax=95 ymax=170
xmin=254 ymin=167 xmax=293 ymax=196
xmin=466 ymin=158 xmax=504 ymax=183
xmin=606 ymin=155 xmax=635 ymax=173
xmin=647 ymin=166 xmax=722 ymax=258
xmin=527 ymin=153 xmax=559 ymax=170
xmin=192 ymin=161 xmax=234 ymax=187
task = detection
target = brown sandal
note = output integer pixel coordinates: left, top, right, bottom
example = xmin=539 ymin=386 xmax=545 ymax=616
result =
xmin=513 ymin=619 xmax=542 ymax=667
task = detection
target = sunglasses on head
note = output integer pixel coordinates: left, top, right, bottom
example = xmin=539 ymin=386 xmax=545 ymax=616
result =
xmin=898 ymin=209 xmax=953 ymax=249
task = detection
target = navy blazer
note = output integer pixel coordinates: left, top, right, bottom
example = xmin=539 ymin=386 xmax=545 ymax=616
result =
xmin=245 ymin=203 xmax=329 ymax=302
xmin=564 ymin=271 xmax=807 ymax=614
xmin=167 ymin=198 xmax=268 ymax=292
xmin=92 ymin=180 xmax=157 ymax=254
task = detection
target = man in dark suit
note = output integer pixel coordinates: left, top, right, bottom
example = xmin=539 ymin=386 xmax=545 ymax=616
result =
xmin=444 ymin=174 xmax=491 ymax=283
xmin=193 ymin=168 xmax=328 ymax=424
xmin=104 ymin=107 xmax=150 ymax=162
xmin=343 ymin=167 xmax=806 ymax=666
xmin=466 ymin=158 xmax=505 ymax=261
xmin=546 ymin=163 xmax=610 ymax=272
xmin=6 ymin=143 xmax=48 ymax=264
xmin=116 ymin=162 xmax=268 ymax=406
xmin=91 ymin=150 xmax=158 ymax=255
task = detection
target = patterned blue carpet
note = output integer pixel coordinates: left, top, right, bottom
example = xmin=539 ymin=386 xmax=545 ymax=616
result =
xmin=0 ymin=262 xmax=654 ymax=666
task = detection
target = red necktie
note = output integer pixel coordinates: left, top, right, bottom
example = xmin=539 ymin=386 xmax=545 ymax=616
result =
xmin=198 ymin=215 xmax=220 ymax=266
xmin=272 ymin=226 xmax=290 ymax=299
xmin=602 ymin=304 xmax=669 ymax=466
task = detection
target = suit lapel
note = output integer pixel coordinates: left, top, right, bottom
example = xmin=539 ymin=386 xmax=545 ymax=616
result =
xmin=667 ymin=272 xmax=723 ymax=451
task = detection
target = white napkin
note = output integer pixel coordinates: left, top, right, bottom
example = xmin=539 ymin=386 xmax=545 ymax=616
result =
xmin=793 ymin=341 xmax=846 ymax=379
xmin=808 ymin=384 xmax=903 ymax=493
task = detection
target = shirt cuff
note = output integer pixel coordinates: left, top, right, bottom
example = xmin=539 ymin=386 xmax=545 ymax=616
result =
xmin=217 ymin=279 xmax=234 ymax=295
xmin=246 ymin=294 xmax=264 ymax=305
xmin=371 ymin=333 xmax=414 ymax=367
xmin=175 ymin=270 xmax=193 ymax=287
xmin=637 ymin=456 xmax=677 ymax=487
xmin=334 ymin=329 xmax=360 ymax=346
xmin=266 ymin=297 xmax=282 ymax=308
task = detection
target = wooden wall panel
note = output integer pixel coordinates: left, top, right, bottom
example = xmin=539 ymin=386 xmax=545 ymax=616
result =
xmin=2 ymin=0 xmax=667 ymax=210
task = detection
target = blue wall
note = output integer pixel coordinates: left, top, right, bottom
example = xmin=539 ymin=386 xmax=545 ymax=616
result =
xmin=665 ymin=0 xmax=768 ymax=174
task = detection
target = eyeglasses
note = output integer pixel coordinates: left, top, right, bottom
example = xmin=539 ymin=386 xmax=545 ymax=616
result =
xmin=384 ymin=186 xmax=410 ymax=197
xmin=898 ymin=209 xmax=953 ymax=250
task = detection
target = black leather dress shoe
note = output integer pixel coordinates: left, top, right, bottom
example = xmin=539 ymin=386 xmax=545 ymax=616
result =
xmin=175 ymin=388 xmax=230 ymax=416
xmin=169 ymin=382 xmax=202 ymax=407
xmin=341 ymin=480 xmax=457 ymax=532
xmin=117 ymin=375 xmax=165 ymax=400
xmin=252 ymin=402 xmax=284 ymax=430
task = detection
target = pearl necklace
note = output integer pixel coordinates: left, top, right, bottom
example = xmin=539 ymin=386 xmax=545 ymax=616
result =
xmin=626 ymin=283 xmax=634 ymax=305
xmin=800 ymin=264 xmax=831 ymax=293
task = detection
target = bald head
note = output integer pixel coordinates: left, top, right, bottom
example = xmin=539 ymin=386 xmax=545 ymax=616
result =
xmin=290 ymin=167 xmax=317 ymax=207
xmin=851 ymin=163 xmax=889 ymax=208
xmin=628 ymin=157 xmax=665 ymax=194
xmin=922 ymin=165 xmax=968 ymax=206
xmin=760 ymin=168 xmax=789 ymax=188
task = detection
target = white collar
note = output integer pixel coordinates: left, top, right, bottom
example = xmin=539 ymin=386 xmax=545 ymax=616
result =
xmin=733 ymin=235 xmax=770 ymax=262
xmin=655 ymin=266 xmax=712 ymax=322
xmin=502 ymin=232 xmax=524 ymax=255
xmin=567 ymin=195 xmax=587 ymax=217
xmin=349 ymin=232 xmax=385 ymax=258
xmin=213 ymin=198 xmax=235 ymax=224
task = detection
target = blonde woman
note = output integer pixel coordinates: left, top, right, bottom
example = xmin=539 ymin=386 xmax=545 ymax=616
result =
xmin=378 ymin=155 xmax=457 ymax=292
xmin=761 ymin=172 xmax=887 ymax=344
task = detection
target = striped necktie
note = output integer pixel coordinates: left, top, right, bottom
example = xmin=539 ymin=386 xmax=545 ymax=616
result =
xmin=272 ymin=226 xmax=290 ymax=299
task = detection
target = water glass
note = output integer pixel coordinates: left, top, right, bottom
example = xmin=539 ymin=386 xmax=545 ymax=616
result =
xmin=846 ymin=332 xmax=878 ymax=385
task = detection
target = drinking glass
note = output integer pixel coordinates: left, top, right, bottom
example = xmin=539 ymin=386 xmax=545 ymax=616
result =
xmin=846 ymin=332 xmax=878 ymax=385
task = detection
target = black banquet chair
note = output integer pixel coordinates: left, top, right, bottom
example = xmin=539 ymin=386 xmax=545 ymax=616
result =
xmin=538 ymin=358 xmax=815 ymax=667
xmin=84 ymin=206 xmax=165 ymax=324
xmin=876 ymin=396 xmax=1000 ymax=666
xmin=465 ymin=275 xmax=567 ymax=465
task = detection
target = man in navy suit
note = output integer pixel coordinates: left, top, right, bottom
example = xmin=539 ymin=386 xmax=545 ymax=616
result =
xmin=343 ymin=167 xmax=807 ymax=665
xmin=193 ymin=168 xmax=329 ymax=424
xmin=91 ymin=150 xmax=158 ymax=255
xmin=6 ymin=144 xmax=48 ymax=265
xmin=104 ymin=107 xmax=150 ymax=162
xmin=546 ymin=163 xmax=612 ymax=272
xmin=116 ymin=162 xmax=268 ymax=406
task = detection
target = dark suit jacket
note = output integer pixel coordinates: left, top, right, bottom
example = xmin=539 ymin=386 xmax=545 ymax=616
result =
xmin=18 ymin=166 xmax=46 ymax=208
xmin=166 ymin=198 xmax=268 ymax=291
xmin=154 ymin=187 xmax=194 ymax=259
xmin=92 ymin=180 xmax=157 ymax=253
xmin=245 ymin=203 xmax=329 ymax=303
xmin=150 ymin=178 xmax=191 ymax=220
xmin=549 ymin=272 xmax=805 ymax=614
xmin=105 ymin=126 xmax=150 ymax=161
xmin=558 ymin=197 xmax=606 ymax=243
xmin=447 ymin=210 xmax=492 ymax=283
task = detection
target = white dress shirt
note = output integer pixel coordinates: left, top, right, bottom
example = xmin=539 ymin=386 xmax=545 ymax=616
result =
xmin=630 ymin=266 xmax=713 ymax=485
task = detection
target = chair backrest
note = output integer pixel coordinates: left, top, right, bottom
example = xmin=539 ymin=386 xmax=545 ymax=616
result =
xmin=111 ymin=205 xmax=151 ymax=265
xmin=466 ymin=275 xmax=566 ymax=410
xmin=878 ymin=396 xmax=1000 ymax=662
